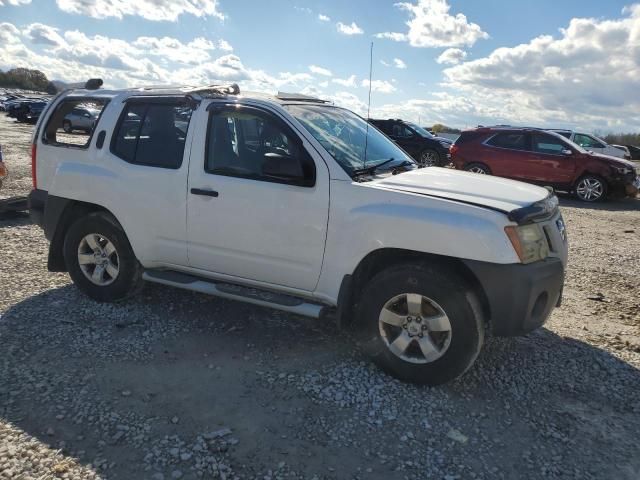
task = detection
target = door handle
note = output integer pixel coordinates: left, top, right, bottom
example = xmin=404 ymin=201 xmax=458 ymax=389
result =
xmin=190 ymin=188 xmax=219 ymax=197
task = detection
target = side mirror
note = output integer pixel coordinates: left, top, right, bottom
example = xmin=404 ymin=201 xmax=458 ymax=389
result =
xmin=561 ymin=149 xmax=573 ymax=156
xmin=262 ymin=152 xmax=307 ymax=184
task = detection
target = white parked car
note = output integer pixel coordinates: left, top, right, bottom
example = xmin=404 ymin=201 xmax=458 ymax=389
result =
xmin=550 ymin=129 xmax=626 ymax=159
xmin=29 ymin=82 xmax=568 ymax=385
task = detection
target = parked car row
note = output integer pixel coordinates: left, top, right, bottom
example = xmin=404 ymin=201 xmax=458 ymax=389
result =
xmin=449 ymin=126 xmax=639 ymax=202
xmin=2 ymin=96 xmax=52 ymax=124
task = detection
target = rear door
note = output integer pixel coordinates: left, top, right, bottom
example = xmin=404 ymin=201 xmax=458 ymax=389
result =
xmin=483 ymin=131 xmax=531 ymax=179
xmin=186 ymin=102 xmax=329 ymax=291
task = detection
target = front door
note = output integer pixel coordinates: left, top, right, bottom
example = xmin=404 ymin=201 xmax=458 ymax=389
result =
xmin=186 ymin=102 xmax=329 ymax=291
xmin=526 ymin=133 xmax=576 ymax=185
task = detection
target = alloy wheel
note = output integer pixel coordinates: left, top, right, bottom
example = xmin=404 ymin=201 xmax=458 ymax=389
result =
xmin=468 ymin=166 xmax=487 ymax=174
xmin=77 ymin=234 xmax=120 ymax=286
xmin=419 ymin=151 xmax=438 ymax=167
xmin=576 ymin=177 xmax=604 ymax=201
xmin=378 ymin=293 xmax=452 ymax=364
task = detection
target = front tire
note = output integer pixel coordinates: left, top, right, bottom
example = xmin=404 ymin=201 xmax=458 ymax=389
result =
xmin=63 ymin=212 xmax=143 ymax=302
xmin=357 ymin=264 xmax=484 ymax=385
xmin=418 ymin=149 xmax=440 ymax=167
xmin=574 ymin=175 xmax=607 ymax=202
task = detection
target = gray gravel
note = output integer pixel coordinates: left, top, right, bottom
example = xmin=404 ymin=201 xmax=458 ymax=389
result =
xmin=1 ymin=114 xmax=639 ymax=479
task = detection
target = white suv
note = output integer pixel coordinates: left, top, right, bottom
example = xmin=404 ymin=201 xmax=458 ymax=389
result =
xmin=28 ymin=82 xmax=568 ymax=385
xmin=550 ymin=129 xmax=626 ymax=159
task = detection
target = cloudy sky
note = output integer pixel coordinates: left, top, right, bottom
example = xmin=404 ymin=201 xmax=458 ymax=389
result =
xmin=1 ymin=0 xmax=639 ymax=132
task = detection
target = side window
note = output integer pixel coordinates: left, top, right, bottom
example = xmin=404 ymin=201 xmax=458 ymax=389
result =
xmin=111 ymin=102 xmax=193 ymax=169
xmin=205 ymin=108 xmax=315 ymax=186
xmin=392 ymin=124 xmax=413 ymax=138
xmin=574 ymin=134 xmax=603 ymax=149
xmin=531 ymin=134 xmax=569 ymax=155
xmin=555 ymin=131 xmax=571 ymax=139
xmin=486 ymin=132 xmax=528 ymax=151
xmin=43 ymin=98 xmax=108 ymax=148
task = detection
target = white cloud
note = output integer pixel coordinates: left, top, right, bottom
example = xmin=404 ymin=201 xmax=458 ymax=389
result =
xmin=436 ymin=47 xmax=467 ymax=64
xmin=374 ymin=32 xmax=407 ymax=41
xmin=393 ymin=58 xmax=407 ymax=69
xmin=377 ymin=0 xmax=488 ymax=48
xmin=216 ymin=39 xmax=233 ymax=51
xmin=0 ymin=22 xmax=21 ymax=44
xmin=337 ymin=21 xmax=364 ymax=35
xmin=332 ymin=74 xmax=357 ymax=87
xmin=55 ymin=0 xmax=225 ymax=22
xmin=308 ymin=65 xmax=332 ymax=76
xmin=439 ymin=6 xmax=640 ymax=130
xmin=318 ymin=13 xmax=330 ymax=22
xmin=361 ymin=79 xmax=396 ymax=93
xmin=0 ymin=0 xmax=31 ymax=5
xmin=24 ymin=23 xmax=66 ymax=46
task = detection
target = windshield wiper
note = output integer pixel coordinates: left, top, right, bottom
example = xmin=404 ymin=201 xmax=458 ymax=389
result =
xmin=352 ymin=158 xmax=397 ymax=178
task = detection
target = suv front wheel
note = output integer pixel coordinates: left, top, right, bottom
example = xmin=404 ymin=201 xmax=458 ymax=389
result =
xmin=357 ymin=263 xmax=484 ymax=385
xmin=63 ymin=212 xmax=143 ymax=302
xmin=574 ymin=175 xmax=607 ymax=202
xmin=418 ymin=149 xmax=440 ymax=167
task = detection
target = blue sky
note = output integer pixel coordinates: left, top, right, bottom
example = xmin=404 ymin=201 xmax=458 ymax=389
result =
xmin=1 ymin=0 xmax=639 ymax=131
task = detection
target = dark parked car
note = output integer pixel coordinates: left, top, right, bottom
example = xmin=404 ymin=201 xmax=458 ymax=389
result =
xmin=450 ymin=126 xmax=639 ymax=202
xmin=368 ymin=118 xmax=452 ymax=166
xmin=21 ymin=101 xmax=47 ymax=124
xmin=625 ymin=145 xmax=640 ymax=161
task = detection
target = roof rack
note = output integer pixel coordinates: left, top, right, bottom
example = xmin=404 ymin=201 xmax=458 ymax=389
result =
xmin=276 ymin=92 xmax=329 ymax=103
xmin=184 ymin=83 xmax=240 ymax=99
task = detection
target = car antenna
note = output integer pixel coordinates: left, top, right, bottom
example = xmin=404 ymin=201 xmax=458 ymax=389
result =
xmin=363 ymin=41 xmax=374 ymax=171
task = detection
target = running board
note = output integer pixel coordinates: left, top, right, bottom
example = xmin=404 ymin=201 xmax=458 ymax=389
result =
xmin=142 ymin=270 xmax=326 ymax=319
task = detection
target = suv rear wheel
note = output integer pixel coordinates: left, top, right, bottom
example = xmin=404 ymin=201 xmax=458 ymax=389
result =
xmin=419 ymin=149 xmax=440 ymax=167
xmin=464 ymin=163 xmax=491 ymax=175
xmin=575 ymin=175 xmax=607 ymax=202
xmin=357 ymin=264 xmax=484 ymax=385
xmin=63 ymin=212 xmax=143 ymax=302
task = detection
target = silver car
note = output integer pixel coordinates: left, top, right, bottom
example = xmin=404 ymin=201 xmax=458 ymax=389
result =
xmin=63 ymin=107 xmax=100 ymax=133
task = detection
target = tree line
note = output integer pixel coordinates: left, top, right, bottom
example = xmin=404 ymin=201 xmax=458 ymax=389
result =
xmin=0 ymin=68 xmax=58 ymax=94
xmin=601 ymin=132 xmax=640 ymax=147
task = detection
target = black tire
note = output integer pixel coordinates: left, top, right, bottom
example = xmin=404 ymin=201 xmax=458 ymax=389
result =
xmin=574 ymin=174 xmax=607 ymax=202
xmin=63 ymin=120 xmax=73 ymax=133
xmin=418 ymin=149 xmax=441 ymax=167
xmin=357 ymin=263 xmax=484 ymax=385
xmin=464 ymin=162 xmax=491 ymax=175
xmin=63 ymin=212 xmax=143 ymax=302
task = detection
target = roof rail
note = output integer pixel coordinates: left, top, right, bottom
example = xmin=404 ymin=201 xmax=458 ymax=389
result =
xmin=184 ymin=83 xmax=240 ymax=97
xmin=276 ymin=92 xmax=329 ymax=103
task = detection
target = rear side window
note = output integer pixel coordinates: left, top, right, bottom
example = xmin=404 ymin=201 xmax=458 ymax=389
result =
xmin=111 ymin=101 xmax=193 ymax=169
xmin=43 ymin=98 xmax=108 ymax=148
xmin=486 ymin=132 xmax=529 ymax=151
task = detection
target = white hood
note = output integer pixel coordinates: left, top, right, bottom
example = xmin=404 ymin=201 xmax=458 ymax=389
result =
xmin=371 ymin=167 xmax=549 ymax=213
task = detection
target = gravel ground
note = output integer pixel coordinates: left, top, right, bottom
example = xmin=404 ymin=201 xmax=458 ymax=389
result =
xmin=1 ymin=113 xmax=639 ymax=479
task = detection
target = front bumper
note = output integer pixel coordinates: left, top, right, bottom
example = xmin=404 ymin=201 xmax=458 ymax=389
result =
xmin=462 ymin=257 xmax=565 ymax=337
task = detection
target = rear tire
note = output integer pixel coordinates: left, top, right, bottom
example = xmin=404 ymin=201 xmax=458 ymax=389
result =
xmin=357 ymin=263 xmax=484 ymax=385
xmin=464 ymin=163 xmax=491 ymax=175
xmin=63 ymin=212 xmax=143 ymax=302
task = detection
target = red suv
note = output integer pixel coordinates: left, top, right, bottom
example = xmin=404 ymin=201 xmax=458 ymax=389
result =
xmin=450 ymin=127 xmax=639 ymax=202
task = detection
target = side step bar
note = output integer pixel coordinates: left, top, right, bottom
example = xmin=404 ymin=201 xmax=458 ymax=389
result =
xmin=143 ymin=270 xmax=327 ymax=319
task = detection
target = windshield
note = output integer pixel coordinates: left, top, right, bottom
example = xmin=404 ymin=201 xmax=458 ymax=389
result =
xmin=285 ymin=104 xmax=415 ymax=177
xmin=406 ymin=122 xmax=435 ymax=139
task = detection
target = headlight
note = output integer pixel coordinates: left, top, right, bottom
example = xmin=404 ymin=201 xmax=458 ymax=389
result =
xmin=505 ymin=224 xmax=549 ymax=264
xmin=612 ymin=165 xmax=632 ymax=175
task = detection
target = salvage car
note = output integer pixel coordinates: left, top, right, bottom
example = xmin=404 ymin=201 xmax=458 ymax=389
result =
xmin=29 ymin=82 xmax=568 ymax=385
xmin=451 ymin=126 xmax=639 ymax=202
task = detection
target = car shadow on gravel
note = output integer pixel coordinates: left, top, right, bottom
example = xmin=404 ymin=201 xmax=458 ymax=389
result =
xmin=558 ymin=194 xmax=640 ymax=211
xmin=1 ymin=284 xmax=639 ymax=479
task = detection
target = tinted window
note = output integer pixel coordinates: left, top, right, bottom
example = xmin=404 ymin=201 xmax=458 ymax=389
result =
xmin=392 ymin=123 xmax=414 ymax=138
xmin=112 ymin=102 xmax=192 ymax=169
xmin=42 ymin=98 xmax=108 ymax=148
xmin=205 ymin=109 xmax=315 ymax=186
xmin=574 ymin=134 xmax=604 ymax=149
xmin=532 ymin=134 xmax=569 ymax=155
xmin=487 ymin=132 xmax=528 ymax=151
